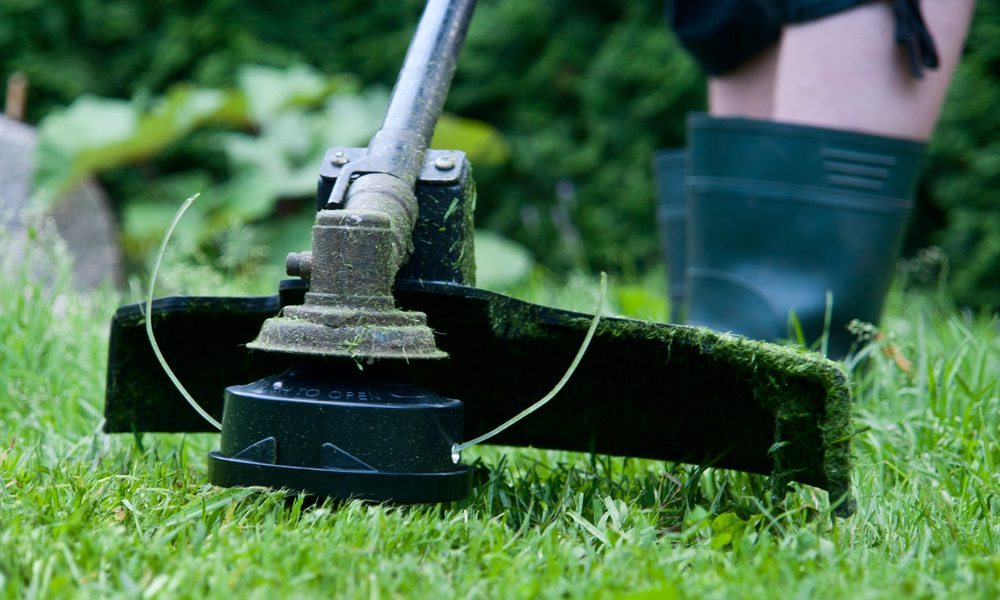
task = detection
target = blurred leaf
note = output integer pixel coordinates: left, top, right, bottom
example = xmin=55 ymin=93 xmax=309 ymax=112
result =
xmin=118 ymin=171 xmax=215 ymax=256
xmin=709 ymin=511 xmax=748 ymax=550
xmin=475 ymin=230 xmax=534 ymax=289
xmin=123 ymin=197 xmax=207 ymax=255
xmin=33 ymin=96 xmax=138 ymax=206
xmin=320 ymin=89 xmax=388 ymax=147
xmin=614 ymin=283 xmax=667 ymax=321
xmin=238 ymin=63 xmax=354 ymax=123
xmin=622 ymin=586 xmax=680 ymax=600
xmin=433 ymin=113 xmax=510 ymax=166
xmin=39 ymin=95 xmax=138 ymax=152
xmin=257 ymin=208 xmax=316 ymax=267
xmin=215 ymin=172 xmax=277 ymax=223
xmin=33 ymin=87 xmax=247 ymax=206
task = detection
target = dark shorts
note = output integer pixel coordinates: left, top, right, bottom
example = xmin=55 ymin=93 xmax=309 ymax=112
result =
xmin=665 ymin=0 xmax=936 ymax=77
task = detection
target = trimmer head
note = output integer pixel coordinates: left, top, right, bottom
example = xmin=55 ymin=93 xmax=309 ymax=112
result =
xmin=208 ymin=362 xmax=474 ymax=502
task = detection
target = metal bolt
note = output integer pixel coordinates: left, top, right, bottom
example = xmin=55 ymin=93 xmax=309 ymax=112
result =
xmin=330 ymin=151 xmax=350 ymax=166
xmin=286 ymin=251 xmax=312 ymax=280
xmin=434 ymin=155 xmax=456 ymax=171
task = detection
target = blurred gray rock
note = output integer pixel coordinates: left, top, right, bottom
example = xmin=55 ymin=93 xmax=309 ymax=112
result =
xmin=0 ymin=115 xmax=123 ymax=289
xmin=0 ymin=116 xmax=33 ymax=232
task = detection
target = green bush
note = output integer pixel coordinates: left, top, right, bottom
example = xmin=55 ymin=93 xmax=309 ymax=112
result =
xmin=30 ymin=64 xmax=507 ymax=278
xmin=2 ymin=0 xmax=996 ymax=307
xmin=924 ymin=0 xmax=1000 ymax=310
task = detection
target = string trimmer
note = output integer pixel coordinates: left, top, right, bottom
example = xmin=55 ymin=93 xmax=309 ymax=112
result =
xmin=103 ymin=0 xmax=855 ymax=515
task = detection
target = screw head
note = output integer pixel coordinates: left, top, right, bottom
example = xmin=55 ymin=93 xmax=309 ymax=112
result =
xmin=434 ymin=155 xmax=456 ymax=171
xmin=285 ymin=251 xmax=312 ymax=279
xmin=330 ymin=151 xmax=350 ymax=166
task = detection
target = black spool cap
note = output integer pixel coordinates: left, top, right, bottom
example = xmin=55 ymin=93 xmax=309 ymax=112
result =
xmin=208 ymin=362 xmax=474 ymax=502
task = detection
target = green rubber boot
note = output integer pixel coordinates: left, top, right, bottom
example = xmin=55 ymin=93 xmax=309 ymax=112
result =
xmin=684 ymin=114 xmax=925 ymax=358
xmin=653 ymin=148 xmax=688 ymax=322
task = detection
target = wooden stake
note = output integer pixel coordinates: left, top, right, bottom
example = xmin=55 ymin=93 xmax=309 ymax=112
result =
xmin=5 ymin=72 xmax=28 ymax=121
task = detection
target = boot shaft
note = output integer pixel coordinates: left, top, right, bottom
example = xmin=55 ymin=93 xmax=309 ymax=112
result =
xmin=684 ymin=114 xmax=925 ymax=357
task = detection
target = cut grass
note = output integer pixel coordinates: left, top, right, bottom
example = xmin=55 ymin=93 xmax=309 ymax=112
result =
xmin=1 ymin=240 xmax=998 ymax=598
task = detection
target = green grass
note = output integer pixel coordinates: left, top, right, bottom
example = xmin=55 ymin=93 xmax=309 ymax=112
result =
xmin=2 ymin=237 xmax=999 ymax=599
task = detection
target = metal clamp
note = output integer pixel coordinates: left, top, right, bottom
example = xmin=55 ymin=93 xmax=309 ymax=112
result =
xmin=318 ymin=147 xmax=467 ymax=207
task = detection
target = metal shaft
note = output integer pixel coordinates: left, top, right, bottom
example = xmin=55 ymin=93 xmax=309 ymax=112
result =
xmin=252 ymin=0 xmax=477 ymax=360
xmin=366 ymin=0 xmax=476 ymax=186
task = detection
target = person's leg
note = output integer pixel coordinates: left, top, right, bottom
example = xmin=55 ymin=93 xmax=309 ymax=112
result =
xmin=685 ymin=1 xmax=978 ymax=356
xmin=657 ymin=2 xmax=784 ymax=321
xmin=708 ymin=44 xmax=779 ymax=118
xmin=774 ymin=0 xmax=976 ymax=140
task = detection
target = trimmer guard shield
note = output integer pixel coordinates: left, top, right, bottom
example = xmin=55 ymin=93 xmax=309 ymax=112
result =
xmin=104 ymin=280 xmax=853 ymax=513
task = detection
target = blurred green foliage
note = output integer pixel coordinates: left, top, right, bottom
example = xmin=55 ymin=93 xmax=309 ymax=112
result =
xmin=924 ymin=0 xmax=1000 ymax=310
xmin=1 ymin=0 xmax=996 ymax=307
xmin=31 ymin=66 xmax=383 ymax=264
xmin=29 ymin=64 xmax=508 ymax=276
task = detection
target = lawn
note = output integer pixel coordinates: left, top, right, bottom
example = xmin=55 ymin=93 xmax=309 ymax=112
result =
xmin=1 ymin=236 xmax=998 ymax=599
